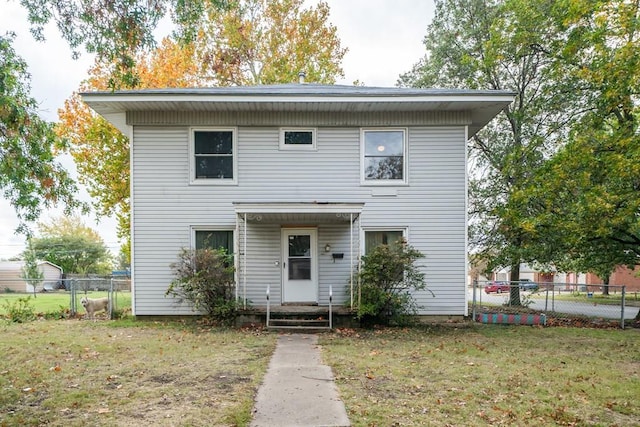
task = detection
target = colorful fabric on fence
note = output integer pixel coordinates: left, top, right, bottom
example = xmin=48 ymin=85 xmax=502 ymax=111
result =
xmin=475 ymin=313 xmax=546 ymax=326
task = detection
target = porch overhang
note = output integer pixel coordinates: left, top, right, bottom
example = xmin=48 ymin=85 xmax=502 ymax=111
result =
xmin=233 ymin=202 xmax=364 ymax=224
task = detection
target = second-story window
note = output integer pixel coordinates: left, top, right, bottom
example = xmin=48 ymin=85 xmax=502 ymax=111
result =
xmin=279 ymin=128 xmax=316 ymax=150
xmin=361 ymin=129 xmax=407 ymax=184
xmin=192 ymin=128 xmax=237 ymax=184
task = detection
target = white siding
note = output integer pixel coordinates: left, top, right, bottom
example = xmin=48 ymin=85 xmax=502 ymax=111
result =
xmin=131 ymin=120 xmax=467 ymax=316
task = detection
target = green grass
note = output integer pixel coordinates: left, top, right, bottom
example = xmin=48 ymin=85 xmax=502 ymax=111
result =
xmin=538 ymin=291 xmax=640 ymax=307
xmin=320 ymin=325 xmax=640 ymax=426
xmin=4 ymin=316 xmax=639 ymax=426
xmin=0 ymin=292 xmax=132 ymax=317
xmin=0 ymin=320 xmax=277 ymax=426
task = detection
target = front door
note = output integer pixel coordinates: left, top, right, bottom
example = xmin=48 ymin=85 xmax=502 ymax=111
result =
xmin=282 ymin=228 xmax=317 ymax=303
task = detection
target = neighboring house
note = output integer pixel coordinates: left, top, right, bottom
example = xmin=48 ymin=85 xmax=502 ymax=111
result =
xmin=495 ymin=263 xmax=640 ymax=291
xmin=585 ymin=266 xmax=640 ymax=292
xmin=493 ymin=264 xmax=556 ymax=284
xmin=82 ymin=84 xmax=514 ymax=317
xmin=0 ymin=261 xmax=63 ymax=293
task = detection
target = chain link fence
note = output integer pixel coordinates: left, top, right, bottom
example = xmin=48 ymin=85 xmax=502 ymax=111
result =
xmin=0 ymin=277 xmax=131 ymax=319
xmin=471 ymin=280 xmax=638 ymax=329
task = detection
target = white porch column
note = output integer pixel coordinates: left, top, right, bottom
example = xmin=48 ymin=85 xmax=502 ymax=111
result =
xmin=235 ymin=215 xmax=240 ymax=302
xmin=243 ymin=213 xmax=247 ymax=309
xmin=350 ymin=213 xmax=353 ymax=309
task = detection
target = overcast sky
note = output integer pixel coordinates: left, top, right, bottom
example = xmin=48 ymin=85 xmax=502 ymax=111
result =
xmin=0 ymin=0 xmax=435 ymax=260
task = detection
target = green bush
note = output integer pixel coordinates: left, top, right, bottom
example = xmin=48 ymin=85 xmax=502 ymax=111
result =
xmin=166 ymin=247 xmax=240 ymax=325
xmin=42 ymin=305 xmax=71 ymax=320
xmin=354 ymin=239 xmax=428 ymax=327
xmin=3 ymin=297 xmax=37 ymax=323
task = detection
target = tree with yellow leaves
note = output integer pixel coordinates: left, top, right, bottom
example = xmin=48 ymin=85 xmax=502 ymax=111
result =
xmin=56 ymin=0 xmax=346 ymax=261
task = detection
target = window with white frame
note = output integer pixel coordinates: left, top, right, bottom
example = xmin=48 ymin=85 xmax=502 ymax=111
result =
xmin=361 ymin=129 xmax=407 ymax=184
xmin=191 ymin=128 xmax=237 ymax=183
xmin=364 ymin=229 xmax=406 ymax=254
xmin=194 ymin=229 xmax=234 ymax=254
xmin=279 ymin=128 xmax=316 ymax=150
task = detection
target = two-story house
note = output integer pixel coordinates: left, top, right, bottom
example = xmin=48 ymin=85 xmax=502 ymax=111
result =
xmin=82 ymin=84 xmax=514 ymax=318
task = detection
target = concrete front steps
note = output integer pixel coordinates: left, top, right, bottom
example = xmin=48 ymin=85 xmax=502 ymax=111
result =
xmin=236 ymin=305 xmax=358 ymax=331
xmin=267 ymin=309 xmax=332 ymax=332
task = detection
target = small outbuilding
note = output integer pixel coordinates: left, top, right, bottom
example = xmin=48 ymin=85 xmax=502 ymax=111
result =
xmin=0 ymin=261 xmax=63 ymax=293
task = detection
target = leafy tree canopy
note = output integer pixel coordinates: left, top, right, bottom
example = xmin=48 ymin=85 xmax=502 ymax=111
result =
xmin=17 ymin=0 xmax=228 ymax=87
xmin=515 ymin=0 xmax=640 ymax=280
xmin=399 ymin=0 xmax=583 ymax=304
xmin=402 ymin=0 xmax=640 ymax=298
xmin=28 ymin=215 xmax=113 ymax=275
xmin=195 ymin=0 xmax=346 ymax=85
xmin=0 ymin=32 xmax=83 ymax=234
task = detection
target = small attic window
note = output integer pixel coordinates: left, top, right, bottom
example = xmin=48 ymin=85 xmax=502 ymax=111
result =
xmin=279 ymin=128 xmax=316 ymax=151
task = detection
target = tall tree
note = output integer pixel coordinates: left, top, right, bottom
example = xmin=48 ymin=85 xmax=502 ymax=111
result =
xmin=57 ymin=0 xmax=346 ymax=247
xmin=518 ymin=0 xmax=640 ymax=298
xmin=29 ymin=215 xmax=112 ymax=275
xmin=21 ymin=239 xmax=43 ymax=297
xmin=195 ymin=0 xmax=346 ymax=85
xmin=0 ymin=33 xmax=82 ymax=234
xmin=399 ymin=0 xmax=581 ymax=304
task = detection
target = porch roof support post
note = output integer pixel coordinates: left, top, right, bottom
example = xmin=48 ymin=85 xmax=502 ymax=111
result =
xmin=243 ymin=213 xmax=247 ymax=310
xmin=350 ymin=213 xmax=354 ymax=309
xmin=235 ymin=215 xmax=239 ymax=303
xmin=358 ymin=216 xmax=362 ymax=311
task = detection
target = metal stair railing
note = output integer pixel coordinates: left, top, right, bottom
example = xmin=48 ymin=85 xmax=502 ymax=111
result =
xmin=329 ymin=285 xmax=333 ymax=329
xmin=266 ymin=285 xmax=270 ymax=328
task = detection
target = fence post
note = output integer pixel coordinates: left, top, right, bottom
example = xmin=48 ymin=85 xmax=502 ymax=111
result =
xmin=544 ymin=286 xmax=549 ymax=312
xmin=621 ymin=285 xmax=626 ymax=329
xmin=70 ymin=279 xmax=76 ymax=316
xmin=109 ymin=278 xmax=114 ymax=320
xmin=471 ymin=280 xmax=477 ymax=322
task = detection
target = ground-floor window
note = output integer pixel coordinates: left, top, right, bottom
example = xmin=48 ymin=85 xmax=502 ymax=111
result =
xmin=194 ymin=229 xmax=234 ymax=254
xmin=364 ymin=229 xmax=405 ymax=254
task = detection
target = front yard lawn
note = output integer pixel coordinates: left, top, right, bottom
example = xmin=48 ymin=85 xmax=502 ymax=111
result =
xmin=320 ymin=325 xmax=640 ymax=426
xmin=0 ymin=320 xmax=276 ymax=426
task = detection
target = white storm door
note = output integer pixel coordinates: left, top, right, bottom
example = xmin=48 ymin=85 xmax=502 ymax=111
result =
xmin=282 ymin=228 xmax=318 ymax=303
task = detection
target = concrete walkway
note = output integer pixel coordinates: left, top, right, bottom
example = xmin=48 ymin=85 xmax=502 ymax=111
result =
xmin=250 ymin=333 xmax=351 ymax=427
